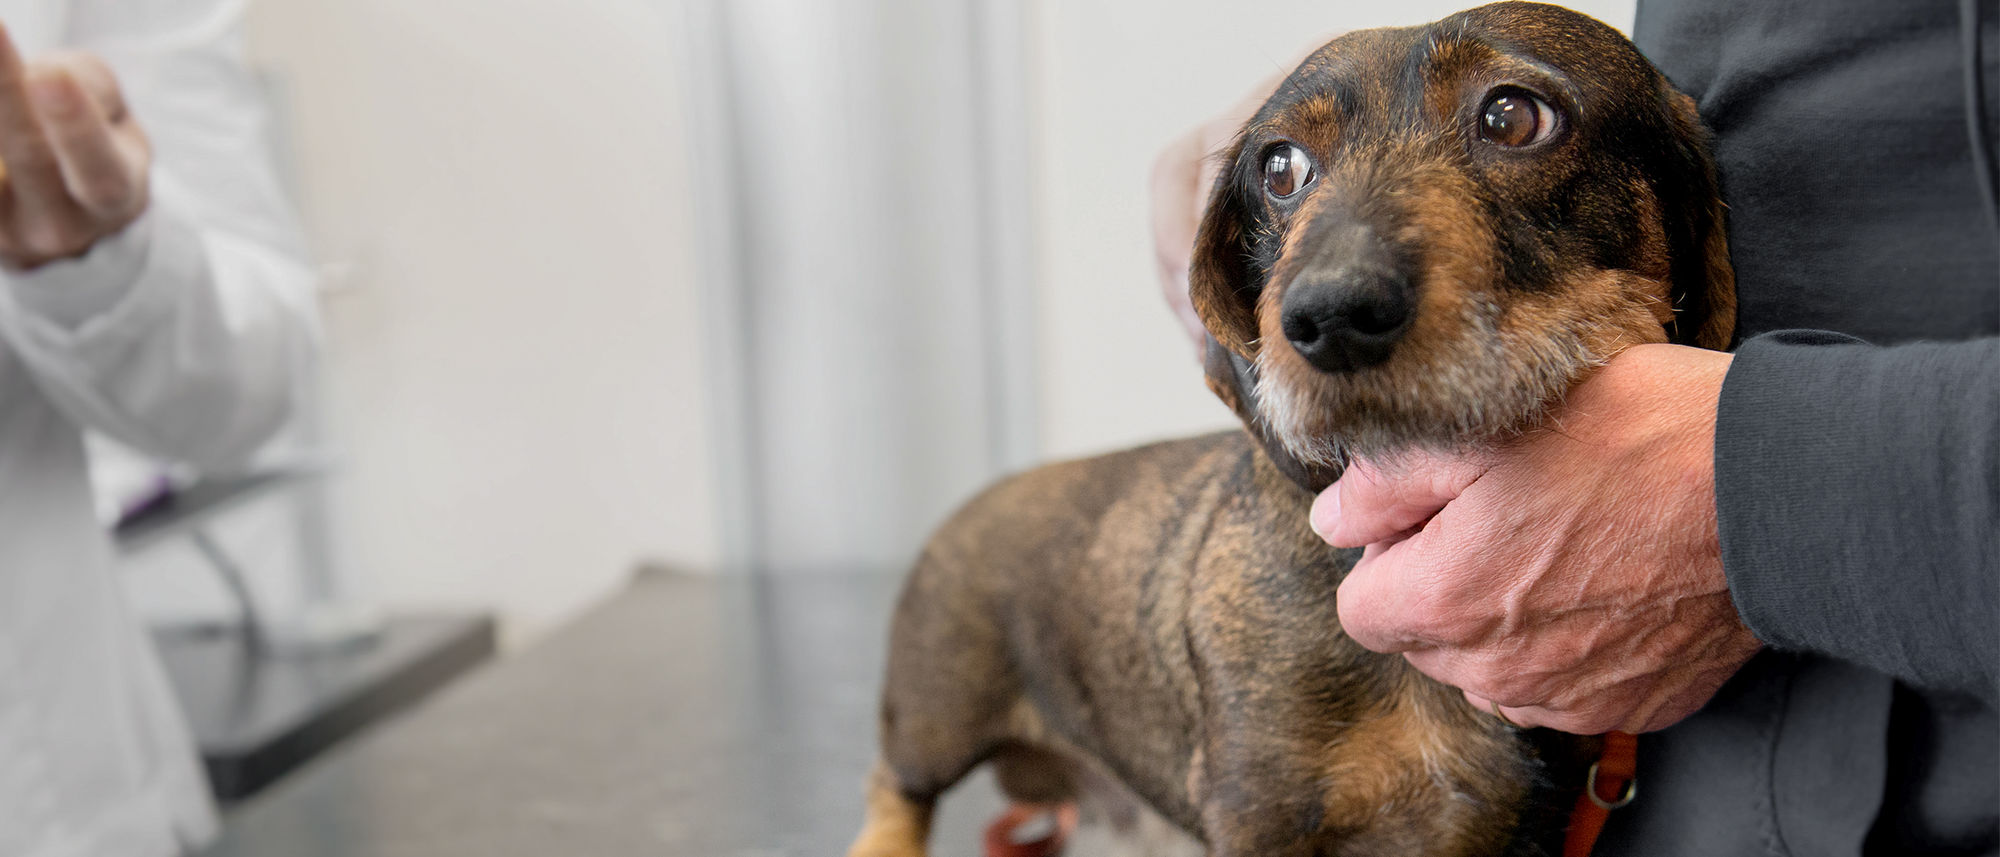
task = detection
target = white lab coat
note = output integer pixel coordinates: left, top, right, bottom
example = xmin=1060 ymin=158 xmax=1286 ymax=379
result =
xmin=0 ymin=0 xmax=317 ymax=854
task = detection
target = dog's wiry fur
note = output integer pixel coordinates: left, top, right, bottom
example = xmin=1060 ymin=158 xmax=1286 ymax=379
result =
xmin=1197 ymin=11 xmax=1732 ymax=470
xmin=852 ymin=4 xmax=1734 ymax=856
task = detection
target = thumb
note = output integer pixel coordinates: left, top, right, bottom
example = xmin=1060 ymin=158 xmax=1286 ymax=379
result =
xmin=1311 ymin=453 xmax=1486 ymax=548
xmin=38 ymin=52 xmax=124 ymax=119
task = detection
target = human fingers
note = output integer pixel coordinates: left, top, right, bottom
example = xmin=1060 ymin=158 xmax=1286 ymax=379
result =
xmin=1408 ymin=644 xmax=1568 ymax=710
xmin=1188 ymin=112 xmax=1242 ymax=220
xmin=1464 ymin=662 xmax=1721 ymax=735
xmin=1332 ymin=529 xmax=1486 ymax=653
xmin=1464 ymin=681 xmax=1620 ymax=733
xmin=1148 ymin=125 xmax=1212 ymax=352
xmin=1152 ymin=66 xmax=1301 ymax=355
xmin=1311 ymin=453 xmax=1486 ymax=548
xmin=41 ymin=51 xmax=126 ymax=122
xmin=1464 ymin=688 xmax=1536 ymax=728
xmin=30 ymin=63 xmax=143 ymax=219
xmin=0 ymin=23 xmax=78 ymax=228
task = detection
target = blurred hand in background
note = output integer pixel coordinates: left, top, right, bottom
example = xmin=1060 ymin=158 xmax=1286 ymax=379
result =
xmin=1148 ymin=65 xmax=1303 ymax=357
xmin=0 ymin=28 xmax=148 ymax=270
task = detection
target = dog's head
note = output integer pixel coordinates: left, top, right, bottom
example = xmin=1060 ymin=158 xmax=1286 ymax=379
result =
xmin=1194 ymin=2 xmax=1733 ymax=484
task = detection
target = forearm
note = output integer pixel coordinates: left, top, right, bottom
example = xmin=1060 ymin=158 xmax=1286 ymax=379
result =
xmin=1715 ymin=330 xmax=1999 ymax=702
xmin=0 ymin=180 xmax=318 ymax=469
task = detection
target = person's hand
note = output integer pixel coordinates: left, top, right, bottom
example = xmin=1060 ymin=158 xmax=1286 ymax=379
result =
xmin=1151 ymin=45 xmax=1337 ymax=356
xmin=1150 ymin=102 xmax=1257 ymax=355
xmin=1312 ymin=344 xmax=1763 ymax=734
xmin=0 ymin=25 xmax=150 ymax=270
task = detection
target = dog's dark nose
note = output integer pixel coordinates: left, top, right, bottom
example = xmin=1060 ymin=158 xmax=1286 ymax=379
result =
xmin=1281 ymin=266 xmax=1413 ymax=373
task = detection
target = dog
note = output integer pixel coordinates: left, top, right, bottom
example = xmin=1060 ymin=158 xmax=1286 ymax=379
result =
xmin=850 ymin=3 xmax=1735 ymax=856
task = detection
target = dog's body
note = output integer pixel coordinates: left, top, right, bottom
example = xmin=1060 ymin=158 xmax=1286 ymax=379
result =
xmin=852 ymin=4 xmax=1735 ymax=856
xmin=873 ymin=429 xmax=1577 ymax=856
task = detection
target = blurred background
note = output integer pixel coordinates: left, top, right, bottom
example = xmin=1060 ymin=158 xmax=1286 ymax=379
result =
xmin=125 ymin=0 xmax=1643 ymax=639
xmin=93 ymin=0 xmax=1636 ymax=849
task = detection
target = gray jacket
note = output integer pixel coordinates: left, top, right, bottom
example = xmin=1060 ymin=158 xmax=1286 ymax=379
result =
xmin=1601 ymin=1 xmax=1998 ymax=854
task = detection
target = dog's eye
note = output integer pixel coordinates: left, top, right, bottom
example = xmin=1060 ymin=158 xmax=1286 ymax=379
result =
xmin=1479 ymin=92 xmax=1558 ymax=147
xmin=1263 ymin=143 xmax=1316 ymax=199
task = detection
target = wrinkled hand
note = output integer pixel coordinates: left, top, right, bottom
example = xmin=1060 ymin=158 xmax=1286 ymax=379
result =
xmin=0 ymin=24 xmax=149 ymax=270
xmin=1313 ymin=345 xmax=1763 ymax=734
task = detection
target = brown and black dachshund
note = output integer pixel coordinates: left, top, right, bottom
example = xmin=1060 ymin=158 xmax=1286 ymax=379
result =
xmin=852 ymin=4 xmax=1735 ymax=856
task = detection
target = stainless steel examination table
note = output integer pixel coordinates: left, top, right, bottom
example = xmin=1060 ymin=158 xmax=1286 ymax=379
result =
xmin=198 ymin=570 xmax=1011 ymax=857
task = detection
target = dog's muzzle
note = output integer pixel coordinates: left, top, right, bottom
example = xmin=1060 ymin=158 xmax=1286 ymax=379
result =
xmin=1279 ymin=222 xmax=1415 ymax=373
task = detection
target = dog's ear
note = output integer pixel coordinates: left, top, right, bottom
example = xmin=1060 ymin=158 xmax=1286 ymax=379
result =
xmin=1202 ymin=334 xmax=1257 ymax=426
xmin=1204 ymin=335 xmax=1342 ymax=492
xmin=1189 ymin=139 xmax=1264 ymax=357
xmin=1658 ymin=89 xmax=1737 ymax=350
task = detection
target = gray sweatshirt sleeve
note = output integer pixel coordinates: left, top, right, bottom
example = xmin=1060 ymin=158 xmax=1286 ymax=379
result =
xmin=1714 ymin=330 xmax=1999 ymax=704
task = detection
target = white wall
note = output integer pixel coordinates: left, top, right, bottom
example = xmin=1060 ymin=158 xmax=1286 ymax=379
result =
xmin=1024 ymin=0 xmax=1638 ymax=460
xmin=196 ymin=0 xmax=1640 ymax=638
xmin=694 ymin=0 xmax=1039 ymax=576
xmin=244 ymin=0 xmax=721 ymax=639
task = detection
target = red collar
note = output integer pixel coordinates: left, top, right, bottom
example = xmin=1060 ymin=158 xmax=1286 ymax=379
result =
xmin=1564 ymin=730 xmax=1640 ymax=857
xmin=983 ymin=803 xmax=1076 ymax=857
